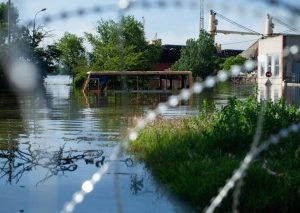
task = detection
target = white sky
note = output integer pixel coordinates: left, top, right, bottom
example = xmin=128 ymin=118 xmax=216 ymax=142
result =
xmin=3 ymin=0 xmax=300 ymax=50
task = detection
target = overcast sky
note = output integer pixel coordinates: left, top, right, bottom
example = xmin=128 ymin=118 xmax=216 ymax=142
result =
xmin=2 ymin=0 xmax=300 ymax=50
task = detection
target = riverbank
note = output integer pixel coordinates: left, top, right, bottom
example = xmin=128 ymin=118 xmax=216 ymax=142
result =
xmin=129 ymin=98 xmax=300 ymax=212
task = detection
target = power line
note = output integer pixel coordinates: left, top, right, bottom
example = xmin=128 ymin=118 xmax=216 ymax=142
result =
xmin=220 ymin=38 xmax=259 ymax=46
xmin=273 ymin=17 xmax=300 ymax=33
xmin=212 ymin=10 xmax=261 ymax=35
xmin=279 ymin=29 xmax=296 ymax=34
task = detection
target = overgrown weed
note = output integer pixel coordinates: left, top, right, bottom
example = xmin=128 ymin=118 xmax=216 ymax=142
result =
xmin=129 ymin=97 xmax=300 ymax=212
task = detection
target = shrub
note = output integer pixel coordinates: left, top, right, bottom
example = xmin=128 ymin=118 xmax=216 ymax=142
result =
xmin=129 ymin=97 xmax=300 ymax=211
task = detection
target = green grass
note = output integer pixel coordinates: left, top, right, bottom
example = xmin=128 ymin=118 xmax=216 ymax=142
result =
xmin=128 ymin=97 xmax=300 ymax=212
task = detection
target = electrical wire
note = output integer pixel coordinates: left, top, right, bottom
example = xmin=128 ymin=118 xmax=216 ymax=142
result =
xmin=279 ymin=29 xmax=297 ymax=34
xmin=212 ymin=10 xmax=261 ymax=35
xmin=273 ymin=17 xmax=300 ymax=33
xmin=220 ymin=38 xmax=259 ymax=46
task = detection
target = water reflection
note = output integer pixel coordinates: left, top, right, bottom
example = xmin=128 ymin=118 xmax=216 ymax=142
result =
xmin=0 ymin=91 xmax=22 ymax=160
xmin=82 ymin=90 xmax=191 ymax=109
xmin=130 ymin=174 xmax=144 ymax=195
xmin=258 ymin=83 xmax=300 ymax=105
xmin=0 ymin=76 xmax=258 ymax=212
xmin=0 ymin=144 xmax=99 ymax=184
xmin=258 ymin=83 xmax=283 ymax=102
xmin=0 ymin=141 xmax=135 ymax=186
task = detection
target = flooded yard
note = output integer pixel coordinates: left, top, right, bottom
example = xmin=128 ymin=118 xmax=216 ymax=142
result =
xmin=0 ymin=75 xmax=255 ymax=213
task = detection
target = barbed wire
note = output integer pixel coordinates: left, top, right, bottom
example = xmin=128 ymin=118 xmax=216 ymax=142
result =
xmin=26 ymin=0 xmax=198 ymax=28
xmin=257 ymin=0 xmax=300 ymax=16
xmin=231 ymin=100 xmax=266 ymax=213
xmin=205 ymin=121 xmax=300 ymax=213
xmin=61 ymin=42 xmax=300 ymax=212
xmin=22 ymin=0 xmax=300 ymax=30
xmin=1 ymin=0 xmax=300 ymax=212
xmin=60 ymin=69 xmax=239 ymax=212
xmin=58 ymin=0 xmax=300 ymax=211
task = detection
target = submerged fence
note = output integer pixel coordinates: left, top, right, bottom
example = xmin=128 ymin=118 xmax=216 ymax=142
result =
xmin=0 ymin=0 xmax=300 ymax=213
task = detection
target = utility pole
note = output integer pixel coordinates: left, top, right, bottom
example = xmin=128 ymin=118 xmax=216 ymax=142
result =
xmin=32 ymin=8 xmax=46 ymax=46
xmin=199 ymin=0 xmax=204 ymax=35
xmin=7 ymin=0 xmax=11 ymax=44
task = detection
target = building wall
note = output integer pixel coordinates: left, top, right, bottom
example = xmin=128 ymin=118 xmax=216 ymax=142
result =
xmin=152 ymin=63 xmax=172 ymax=71
xmin=240 ymin=40 xmax=258 ymax=59
xmin=257 ymin=35 xmax=284 ymax=85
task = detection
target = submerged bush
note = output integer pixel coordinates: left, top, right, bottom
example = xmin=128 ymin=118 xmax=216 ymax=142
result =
xmin=129 ymin=97 xmax=300 ymax=212
xmin=73 ymin=70 xmax=87 ymax=88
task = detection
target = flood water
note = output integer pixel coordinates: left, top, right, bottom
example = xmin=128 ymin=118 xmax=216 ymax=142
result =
xmin=0 ymin=76 xmax=256 ymax=213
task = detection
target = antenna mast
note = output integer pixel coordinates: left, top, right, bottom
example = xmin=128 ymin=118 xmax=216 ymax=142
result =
xmin=199 ymin=0 xmax=204 ymax=35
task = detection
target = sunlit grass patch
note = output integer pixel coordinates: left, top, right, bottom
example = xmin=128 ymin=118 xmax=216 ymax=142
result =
xmin=129 ymin=97 xmax=300 ymax=212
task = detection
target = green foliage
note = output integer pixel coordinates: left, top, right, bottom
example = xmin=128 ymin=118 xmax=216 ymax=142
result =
xmin=220 ymin=55 xmax=247 ymax=71
xmin=86 ymin=16 xmax=161 ymax=71
xmin=214 ymin=57 xmax=226 ymax=70
xmin=34 ymin=44 xmax=61 ymax=75
xmin=0 ymin=2 xmax=61 ymax=83
xmin=56 ymin=32 xmax=87 ymax=76
xmin=73 ymin=68 xmax=89 ymax=88
xmin=0 ymin=2 xmax=19 ymax=44
xmin=172 ymin=30 xmax=218 ymax=78
xmin=129 ymin=98 xmax=300 ymax=211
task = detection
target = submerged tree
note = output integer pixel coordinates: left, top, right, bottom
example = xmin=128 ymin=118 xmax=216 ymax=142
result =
xmin=172 ymin=30 xmax=218 ymax=78
xmin=86 ymin=16 xmax=161 ymax=71
xmin=56 ymin=32 xmax=87 ymax=76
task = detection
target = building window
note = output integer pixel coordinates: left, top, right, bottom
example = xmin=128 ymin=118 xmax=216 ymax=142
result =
xmin=274 ymin=55 xmax=280 ymax=76
xmin=260 ymin=61 xmax=265 ymax=77
xmin=267 ymin=55 xmax=272 ymax=73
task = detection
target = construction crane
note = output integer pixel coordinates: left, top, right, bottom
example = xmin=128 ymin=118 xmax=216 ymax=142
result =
xmin=199 ymin=0 xmax=204 ymax=34
xmin=208 ymin=10 xmax=266 ymax=41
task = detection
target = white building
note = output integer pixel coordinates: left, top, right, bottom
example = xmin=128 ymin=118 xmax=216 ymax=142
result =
xmin=257 ymin=35 xmax=300 ymax=101
xmin=257 ymin=34 xmax=300 ymax=85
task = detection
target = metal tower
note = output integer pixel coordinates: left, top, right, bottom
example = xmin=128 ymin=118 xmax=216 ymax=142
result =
xmin=8 ymin=0 xmax=11 ymax=44
xmin=199 ymin=0 xmax=204 ymax=34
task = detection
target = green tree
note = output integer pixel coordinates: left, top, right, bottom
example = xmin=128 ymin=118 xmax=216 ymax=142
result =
xmin=172 ymin=31 xmax=218 ymax=78
xmin=86 ymin=16 xmax=161 ymax=71
xmin=56 ymin=32 xmax=87 ymax=76
xmin=35 ymin=44 xmax=61 ymax=74
xmin=0 ymin=2 xmax=60 ymax=85
xmin=220 ymin=55 xmax=247 ymax=71
xmin=0 ymin=2 xmax=32 ymax=87
xmin=0 ymin=2 xmax=19 ymax=44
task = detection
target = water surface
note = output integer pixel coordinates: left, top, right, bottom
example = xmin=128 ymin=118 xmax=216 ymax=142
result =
xmin=0 ymin=76 xmax=255 ymax=213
